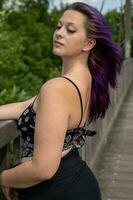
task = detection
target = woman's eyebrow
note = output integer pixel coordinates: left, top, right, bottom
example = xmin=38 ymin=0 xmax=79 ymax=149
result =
xmin=58 ymin=20 xmax=76 ymax=26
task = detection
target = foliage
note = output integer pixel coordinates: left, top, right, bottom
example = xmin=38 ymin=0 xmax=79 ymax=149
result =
xmin=0 ymin=1 xmax=132 ymax=104
xmin=105 ymin=9 xmax=125 ymax=43
xmin=0 ymin=1 xmax=63 ymax=104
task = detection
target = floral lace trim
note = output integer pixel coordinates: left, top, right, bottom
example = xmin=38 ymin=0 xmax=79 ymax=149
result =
xmin=63 ymin=127 xmax=96 ymax=150
xmin=19 ymin=128 xmax=96 ymax=158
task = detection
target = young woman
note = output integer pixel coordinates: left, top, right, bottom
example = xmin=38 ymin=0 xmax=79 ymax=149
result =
xmin=0 ymin=2 xmax=122 ymax=200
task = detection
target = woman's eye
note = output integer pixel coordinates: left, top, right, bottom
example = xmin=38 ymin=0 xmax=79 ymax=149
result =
xmin=67 ymin=29 xmax=76 ymax=33
xmin=55 ymin=24 xmax=76 ymax=33
xmin=56 ymin=25 xmax=61 ymax=29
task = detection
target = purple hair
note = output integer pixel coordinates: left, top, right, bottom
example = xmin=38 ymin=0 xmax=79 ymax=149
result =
xmin=67 ymin=2 xmax=123 ymax=123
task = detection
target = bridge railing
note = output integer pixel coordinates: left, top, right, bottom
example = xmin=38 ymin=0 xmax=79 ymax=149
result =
xmin=0 ymin=121 xmax=19 ymax=199
xmin=0 ymin=59 xmax=133 ymax=189
xmin=0 ymin=121 xmax=19 ymax=170
xmin=80 ymin=58 xmax=133 ymax=168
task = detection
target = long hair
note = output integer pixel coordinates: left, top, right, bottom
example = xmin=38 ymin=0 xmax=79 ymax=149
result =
xmin=67 ymin=2 xmax=123 ymax=123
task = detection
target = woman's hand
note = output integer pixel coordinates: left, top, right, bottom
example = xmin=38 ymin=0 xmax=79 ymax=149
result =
xmin=0 ymin=171 xmax=19 ymax=200
xmin=1 ymin=186 xmax=19 ymax=200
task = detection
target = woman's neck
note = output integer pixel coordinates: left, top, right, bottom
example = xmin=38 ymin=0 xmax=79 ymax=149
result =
xmin=61 ymin=56 xmax=89 ymax=76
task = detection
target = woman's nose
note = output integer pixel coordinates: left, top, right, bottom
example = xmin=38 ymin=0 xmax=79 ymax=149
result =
xmin=56 ymin=27 xmax=64 ymax=38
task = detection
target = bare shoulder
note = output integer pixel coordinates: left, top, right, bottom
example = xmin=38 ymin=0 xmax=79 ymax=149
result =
xmin=35 ymin=77 xmax=74 ymax=114
xmin=40 ymin=77 xmax=74 ymax=98
xmin=43 ymin=77 xmax=71 ymax=88
xmin=33 ymin=77 xmax=75 ymax=113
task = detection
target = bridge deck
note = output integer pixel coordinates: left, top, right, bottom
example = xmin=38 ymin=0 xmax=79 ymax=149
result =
xmin=94 ymin=85 xmax=133 ymax=200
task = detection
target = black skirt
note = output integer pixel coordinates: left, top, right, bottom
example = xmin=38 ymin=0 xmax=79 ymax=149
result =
xmin=16 ymin=148 xmax=101 ymax=200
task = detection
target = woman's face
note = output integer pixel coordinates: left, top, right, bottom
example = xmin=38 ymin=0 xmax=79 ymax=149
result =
xmin=53 ymin=10 xmax=89 ymax=57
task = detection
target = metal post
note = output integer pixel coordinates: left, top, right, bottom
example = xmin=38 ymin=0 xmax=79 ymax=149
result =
xmin=124 ymin=0 xmax=131 ymax=58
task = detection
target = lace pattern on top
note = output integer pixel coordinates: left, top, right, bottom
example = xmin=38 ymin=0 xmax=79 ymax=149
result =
xmin=63 ymin=127 xmax=96 ymax=150
xmin=16 ymin=104 xmax=96 ymax=158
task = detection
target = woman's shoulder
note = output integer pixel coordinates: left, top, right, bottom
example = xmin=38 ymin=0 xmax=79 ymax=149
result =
xmin=36 ymin=77 xmax=74 ymax=104
xmin=36 ymin=77 xmax=74 ymax=113
xmin=31 ymin=77 xmax=73 ymax=113
xmin=40 ymin=77 xmax=73 ymax=93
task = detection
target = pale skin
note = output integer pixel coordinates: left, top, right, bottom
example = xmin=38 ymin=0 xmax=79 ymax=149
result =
xmin=0 ymin=10 xmax=96 ymax=199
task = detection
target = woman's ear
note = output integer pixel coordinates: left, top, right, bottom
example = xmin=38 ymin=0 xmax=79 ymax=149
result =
xmin=83 ymin=38 xmax=96 ymax=52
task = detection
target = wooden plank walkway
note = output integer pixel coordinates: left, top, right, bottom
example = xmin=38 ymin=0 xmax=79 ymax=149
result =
xmin=93 ymin=85 xmax=133 ymax=200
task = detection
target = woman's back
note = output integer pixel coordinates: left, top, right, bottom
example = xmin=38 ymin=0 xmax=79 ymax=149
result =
xmin=16 ymin=72 xmax=92 ymax=161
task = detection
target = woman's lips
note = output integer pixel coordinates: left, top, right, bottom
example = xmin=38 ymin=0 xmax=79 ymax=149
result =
xmin=53 ymin=41 xmax=64 ymax=46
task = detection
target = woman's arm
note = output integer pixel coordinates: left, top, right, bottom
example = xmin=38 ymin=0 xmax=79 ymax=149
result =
xmin=0 ymin=78 xmax=71 ymax=188
xmin=0 ymin=96 xmax=36 ymax=121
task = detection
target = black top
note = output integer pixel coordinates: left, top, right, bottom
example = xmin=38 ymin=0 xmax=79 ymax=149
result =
xmin=15 ymin=76 xmax=96 ymax=159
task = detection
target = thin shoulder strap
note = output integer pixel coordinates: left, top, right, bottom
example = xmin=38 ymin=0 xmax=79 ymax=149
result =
xmin=31 ymin=85 xmax=41 ymax=108
xmin=60 ymin=76 xmax=83 ymax=129
xmin=31 ymin=95 xmax=38 ymax=107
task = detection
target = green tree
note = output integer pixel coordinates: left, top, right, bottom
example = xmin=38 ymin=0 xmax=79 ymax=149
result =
xmin=0 ymin=1 xmax=63 ymax=104
xmin=1 ymin=1 xmax=132 ymax=104
xmin=105 ymin=9 xmax=125 ymax=43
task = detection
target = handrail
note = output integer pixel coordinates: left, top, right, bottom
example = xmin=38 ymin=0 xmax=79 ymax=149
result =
xmin=0 ymin=121 xmax=19 ymax=199
xmin=0 ymin=121 xmax=19 ymax=170
xmin=79 ymin=58 xmax=133 ymax=168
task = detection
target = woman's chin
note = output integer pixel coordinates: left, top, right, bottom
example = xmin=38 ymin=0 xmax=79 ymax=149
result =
xmin=52 ymin=49 xmax=63 ymax=56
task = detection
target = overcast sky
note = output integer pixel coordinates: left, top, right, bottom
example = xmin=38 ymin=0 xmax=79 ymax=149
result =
xmin=51 ymin=0 xmax=127 ymax=13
